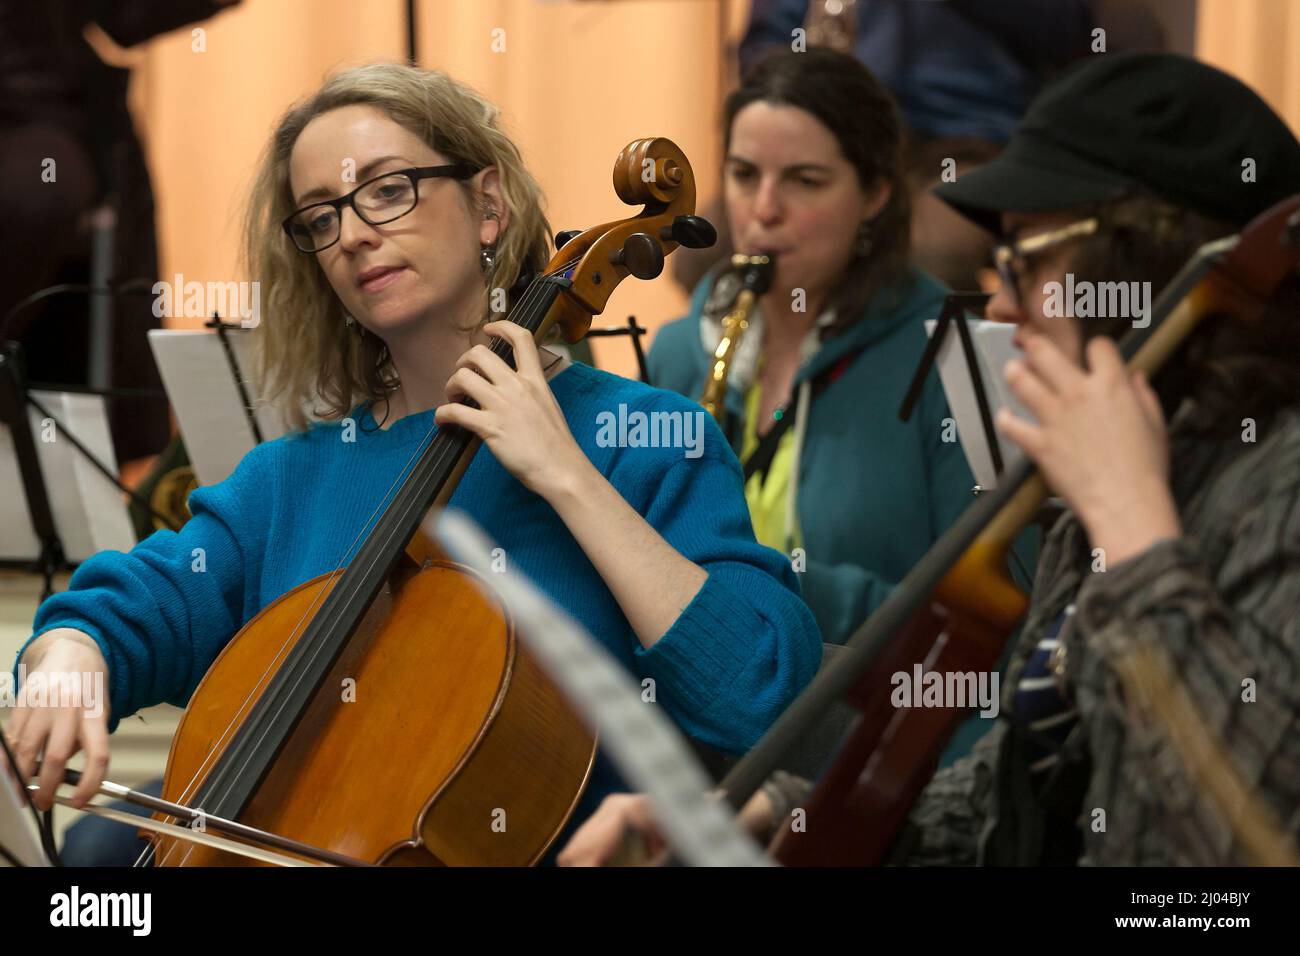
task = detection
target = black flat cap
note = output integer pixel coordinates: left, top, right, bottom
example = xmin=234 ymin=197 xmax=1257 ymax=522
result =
xmin=934 ymin=52 xmax=1300 ymax=235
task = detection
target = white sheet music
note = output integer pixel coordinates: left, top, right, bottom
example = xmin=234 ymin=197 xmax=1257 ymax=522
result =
xmin=925 ymin=318 xmax=1033 ymax=490
xmin=147 ymin=329 xmax=297 ymax=487
xmin=0 ymin=391 xmax=136 ymax=563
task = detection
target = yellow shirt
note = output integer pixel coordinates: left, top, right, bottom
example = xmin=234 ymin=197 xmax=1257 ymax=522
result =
xmin=740 ymin=379 xmax=802 ymax=554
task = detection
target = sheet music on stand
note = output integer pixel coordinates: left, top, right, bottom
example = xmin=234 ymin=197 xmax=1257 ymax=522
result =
xmin=920 ymin=311 xmax=1033 ymax=490
xmin=908 ymin=295 xmax=1066 ymax=540
xmin=0 ymin=390 xmax=136 ymax=563
xmin=148 ymin=328 xmax=301 ymax=487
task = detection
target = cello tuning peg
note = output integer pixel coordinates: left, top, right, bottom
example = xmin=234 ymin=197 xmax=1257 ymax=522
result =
xmin=555 ymin=229 xmax=583 ymax=250
xmin=609 ymin=232 xmax=664 ymax=280
xmin=659 ymin=215 xmax=717 ymax=250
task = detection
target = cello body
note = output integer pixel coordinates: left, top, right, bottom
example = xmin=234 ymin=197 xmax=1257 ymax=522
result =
xmin=149 ymin=554 xmax=596 ymax=866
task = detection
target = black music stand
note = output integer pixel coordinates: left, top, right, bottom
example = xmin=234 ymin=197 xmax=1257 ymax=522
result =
xmin=0 ymin=344 xmax=64 ymax=601
xmin=204 ymin=315 xmax=265 ymax=445
xmin=898 ymin=291 xmax=1003 ymax=479
xmin=899 ymin=291 xmax=1064 ymax=536
xmin=586 ymin=315 xmax=651 ymax=382
xmin=0 ymin=284 xmax=176 ymax=601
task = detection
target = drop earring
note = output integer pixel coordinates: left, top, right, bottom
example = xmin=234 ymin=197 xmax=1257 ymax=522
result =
xmin=481 ymin=200 xmax=500 ymax=273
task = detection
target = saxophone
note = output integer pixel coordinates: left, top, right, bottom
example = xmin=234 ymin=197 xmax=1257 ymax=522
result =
xmin=699 ymin=252 xmax=776 ymax=426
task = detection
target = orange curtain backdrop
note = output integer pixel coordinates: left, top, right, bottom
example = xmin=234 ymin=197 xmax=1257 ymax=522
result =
xmin=128 ymin=1 xmax=1300 ymax=378
xmin=129 ymin=0 xmax=752 ymax=378
xmin=1196 ymin=0 xmax=1300 ymax=136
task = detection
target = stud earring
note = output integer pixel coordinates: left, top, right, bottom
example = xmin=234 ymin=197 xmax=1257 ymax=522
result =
xmin=854 ymin=221 xmax=874 ymax=257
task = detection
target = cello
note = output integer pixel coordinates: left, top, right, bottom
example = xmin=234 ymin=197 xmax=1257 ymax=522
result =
xmin=128 ymin=138 xmax=715 ymax=867
xmin=716 ymin=195 xmax=1300 ymax=866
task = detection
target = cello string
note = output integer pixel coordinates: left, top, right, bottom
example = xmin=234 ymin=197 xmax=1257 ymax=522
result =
xmin=150 ymin=425 xmax=435 ymax=868
xmin=143 ymin=390 xmax=440 ymax=867
xmin=151 ymin=260 xmax=578 ymax=865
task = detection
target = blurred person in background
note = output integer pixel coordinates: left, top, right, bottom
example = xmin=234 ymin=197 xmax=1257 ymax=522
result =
xmin=0 ymin=0 xmax=241 ymax=473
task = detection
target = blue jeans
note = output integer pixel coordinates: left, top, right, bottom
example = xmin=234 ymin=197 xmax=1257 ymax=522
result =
xmin=60 ymin=777 xmax=163 ymax=867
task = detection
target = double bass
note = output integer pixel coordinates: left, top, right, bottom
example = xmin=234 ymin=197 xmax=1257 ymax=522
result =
xmin=119 ymin=138 xmax=716 ymax=867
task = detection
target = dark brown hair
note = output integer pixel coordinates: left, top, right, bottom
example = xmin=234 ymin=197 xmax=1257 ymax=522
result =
xmin=723 ymin=47 xmax=912 ymax=335
xmin=1069 ymin=195 xmax=1300 ymax=430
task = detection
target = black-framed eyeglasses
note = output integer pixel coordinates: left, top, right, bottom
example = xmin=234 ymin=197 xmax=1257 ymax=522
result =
xmin=992 ymin=217 xmax=1098 ymax=306
xmin=282 ymin=163 xmax=481 ymax=253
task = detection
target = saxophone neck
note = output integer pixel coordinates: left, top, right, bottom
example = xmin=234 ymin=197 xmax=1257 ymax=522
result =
xmin=699 ymin=255 xmax=776 ymax=426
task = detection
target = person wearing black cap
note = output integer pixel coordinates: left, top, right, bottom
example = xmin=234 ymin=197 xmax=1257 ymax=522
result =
xmin=557 ymin=52 xmax=1300 ymax=867
xmin=886 ymin=50 xmax=1300 ymax=866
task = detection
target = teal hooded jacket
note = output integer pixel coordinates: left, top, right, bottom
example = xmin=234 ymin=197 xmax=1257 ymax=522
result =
xmin=649 ymin=267 xmax=978 ymax=645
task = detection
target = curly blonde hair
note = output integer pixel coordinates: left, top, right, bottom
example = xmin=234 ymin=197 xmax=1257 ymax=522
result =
xmin=243 ymin=62 xmax=552 ymax=430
